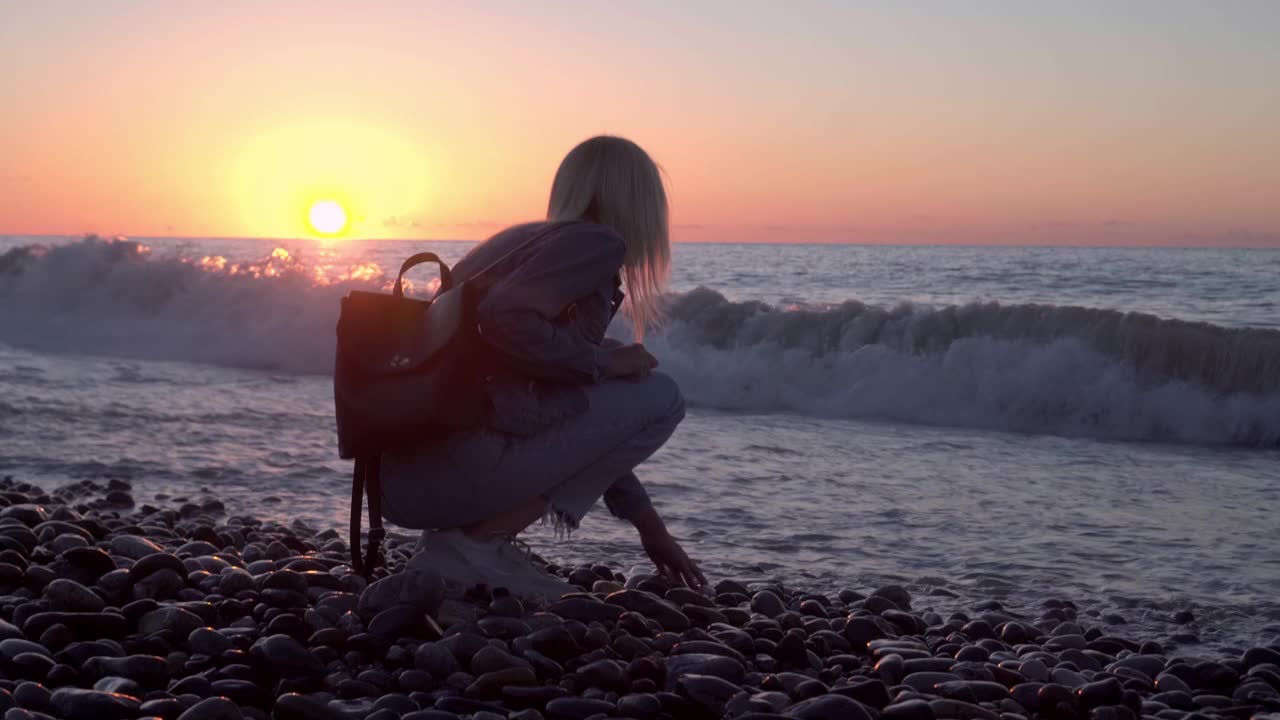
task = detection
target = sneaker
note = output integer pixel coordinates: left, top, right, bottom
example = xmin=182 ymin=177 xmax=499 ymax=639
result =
xmin=405 ymin=529 xmax=489 ymax=591
xmin=492 ymin=536 xmax=574 ymax=602
xmin=449 ymin=533 xmax=573 ymax=603
xmin=358 ymin=531 xmax=465 ymax=616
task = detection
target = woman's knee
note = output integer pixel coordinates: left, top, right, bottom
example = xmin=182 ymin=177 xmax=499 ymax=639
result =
xmin=589 ymin=371 xmax=685 ymax=429
xmin=642 ymin=371 xmax=685 ymax=425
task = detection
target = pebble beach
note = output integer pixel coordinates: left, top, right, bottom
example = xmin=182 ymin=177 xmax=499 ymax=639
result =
xmin=5 ymin=3 xmax=1280 ymax=719
xmin=0 ymin=477 xmax=1276 ymax=720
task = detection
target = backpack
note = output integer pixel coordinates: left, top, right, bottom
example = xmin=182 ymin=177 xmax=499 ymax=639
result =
xmin=333 ymin=222 xmax=571 ymax=576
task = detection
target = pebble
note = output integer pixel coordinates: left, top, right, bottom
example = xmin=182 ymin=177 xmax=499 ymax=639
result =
xmin=466 ymin=666 xmax=537 ymax=697
xmin=524 ymin=625 xmax=580 ymax=662
xmin=42 ymin=579 xmax=105 ymax=612
xmin=170 ymin=696 xmax=241 ymax=717
xmin=544 ymin=697 xmax=616 ymax=718
xmin=903 ymin=671 xmax=962 ymax=693
xmin=138 ymin=606 xmax=205 ymax=637
xmin=0 ymin=478 xmax=1273 ymax=720
xmin=884 ymin=699 xmax=937 ymax=720
xmin=666 ymin=652 xmax=746 ymax=685
xmin=48 ymin=688 xmax=140 ymax=720
xmin=788 ymin=693 xmax=877 ymax=720
xmin=617 ymin=692 xmax=662 ymax=718
xmin=1051 ymin=666 xmax=1087 ymax=687
xmin=546 ymin=597 xmax=625 ymax=623
xmin=188 ymin=627 xmax=232 ymax=655
xmin=605 ymin=589 xmax=690 ymax=631
xmin=842 ymin=617 xmax=886 ymax=650
xmin=271 ymin=693 xmax=350 ymax=720
xmin=1109 ymin=654 xmax=1167 ymax=680
xmin=677 ymin=673 xmax=743 ymax=715
xmin=108 ymin=534 xmax=163 ymax=560
xmin=0 ymin=639 xmax=50 ymax=661
xmin=13 ymin=682 xmax=52 ymax=713
xmin=471 ymin=645 xmax=532 ymax=675
xmin=415 ymin=641 xmax=461 ymax=677
xmin=218 ymin=569 xmax=256 ymax=596
xmin=250 ymin=633 xmax=323 ymax=676
xmin=82 ymin=653 xmax=169 ymax=687
xmin=368 ymin=604 xmax=437 ymax=639
xmin=575 ymin=658 xmax=627 ymax=691
xmin=929 ymin=698 xmax=1002 ymax=720
xmin=750 ymin=590 xmax=787 ymax=618
xmin=23 ymin=611 xmax=128 ymax=640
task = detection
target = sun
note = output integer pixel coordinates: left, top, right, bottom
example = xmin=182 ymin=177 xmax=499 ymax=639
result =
xmin=308 ymin=200 xmax=348 ymax=235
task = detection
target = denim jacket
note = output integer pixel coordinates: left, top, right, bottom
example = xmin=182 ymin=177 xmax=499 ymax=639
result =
xmin=449 ymin=221 xmax=651 ymax=520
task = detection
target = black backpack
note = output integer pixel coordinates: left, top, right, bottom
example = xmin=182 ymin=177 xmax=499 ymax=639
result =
xmin=333 ymin=223 xmax=571 ymax=576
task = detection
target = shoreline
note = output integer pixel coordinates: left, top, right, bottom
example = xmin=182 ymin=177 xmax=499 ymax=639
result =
xmin=0 ymin=476 xmax=1277 ymax=720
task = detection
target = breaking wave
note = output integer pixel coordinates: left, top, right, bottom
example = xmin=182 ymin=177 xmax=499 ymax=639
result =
xmin=2 ymin=236 xmax=1277 ymax=446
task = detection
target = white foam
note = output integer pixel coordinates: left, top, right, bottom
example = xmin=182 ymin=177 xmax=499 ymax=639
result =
xmin=2 ymin=237 xmax=1277 ymax=446
xmin=643 ymin=288 xmax=1280 ymax=446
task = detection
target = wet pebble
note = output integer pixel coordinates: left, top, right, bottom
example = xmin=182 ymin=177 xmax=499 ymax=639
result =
xmin=788 ymin=693 xmax=876 ymax=720
xmin=544 ymin=696 xmax=616 ymax=719
xmin=750 ymin=590 xmax=787 ymax=618
xmin=48 ymin=688 xmax=140 ymax=720
xmin=250 ymin=633 xmax=323 ymax=676
xmin=0 ymin=479 xmax=1274 ymax=720
xmin=666 ymin=652 xmax=746 ymax=685
xmin=42 ymin=579 xmax=104 ymax=613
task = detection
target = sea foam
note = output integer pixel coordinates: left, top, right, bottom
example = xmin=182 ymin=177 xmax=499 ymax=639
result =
xmin=2 ymin=236 xmax=1277 ymax=446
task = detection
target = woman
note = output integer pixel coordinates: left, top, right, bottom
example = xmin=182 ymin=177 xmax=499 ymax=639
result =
xmin=378 ymin=136 xmax=704 ymax=601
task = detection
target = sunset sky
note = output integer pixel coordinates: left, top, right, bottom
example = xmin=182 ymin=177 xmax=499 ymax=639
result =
xmin=1 ymin=2 xmax=1277 ymax=245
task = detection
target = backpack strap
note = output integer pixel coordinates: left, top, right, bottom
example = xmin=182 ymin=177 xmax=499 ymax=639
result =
xmin=364 ymin=460 xmax=386 ymax=575
xmin=393 ymin=253 xmax=452 ymax=298
xmin=455 ymin=220 xmax=580 ymax=292
xmin=349 ymin=456 xmax=386 ymax=578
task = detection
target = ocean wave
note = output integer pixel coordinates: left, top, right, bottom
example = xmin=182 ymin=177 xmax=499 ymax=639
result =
xmin=2 ymin=236 xmax=1277 ymax=446
xmin=650 ymin=289 xmax=1280 ymax=446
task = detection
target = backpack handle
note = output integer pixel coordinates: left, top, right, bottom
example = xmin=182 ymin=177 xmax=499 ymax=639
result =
xmin=392 ymin=222 xmax=577 ymax=300
xmin=393 ymin=253 xmax=452 ymax=298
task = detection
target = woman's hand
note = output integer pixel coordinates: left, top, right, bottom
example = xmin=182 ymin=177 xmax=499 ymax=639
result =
xmin=640 ymin=528 xmax=706 ymax=589
xmin=603 ymin=344 xmax=658 ymax=379
xmin=630 ymin=497 xmax=705 ymax=590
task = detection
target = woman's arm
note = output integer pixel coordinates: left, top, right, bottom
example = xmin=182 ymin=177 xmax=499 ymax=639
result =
xmin=631 ymin=504 xmax=706 ymax=589
xmin=603 ymin=471 xmax=652 ymax=520
xmin=476 ymin=224 xmax=625 ymax=383
xmin=605 ymin=474 xmax=703 ymax=588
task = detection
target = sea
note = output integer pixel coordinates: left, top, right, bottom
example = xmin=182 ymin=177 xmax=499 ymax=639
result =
xmin=1 ymin=234 xmax=1277 ymax=653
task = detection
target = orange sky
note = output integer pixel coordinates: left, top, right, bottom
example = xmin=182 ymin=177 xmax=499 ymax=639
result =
xmin=1 ymin=2 xmax=1277 ymax=245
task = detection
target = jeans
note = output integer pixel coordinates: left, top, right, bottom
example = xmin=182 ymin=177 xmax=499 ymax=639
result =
xmin=379 ymin=371 xmax=685 ymax=532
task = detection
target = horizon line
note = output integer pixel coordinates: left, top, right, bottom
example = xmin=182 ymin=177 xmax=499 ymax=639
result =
xmin=2 ymin=231 xmax=1278 ymax=251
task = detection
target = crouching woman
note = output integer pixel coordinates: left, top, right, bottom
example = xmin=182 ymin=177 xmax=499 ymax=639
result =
xmin=378 ymin=135 xmax=704 ymax=600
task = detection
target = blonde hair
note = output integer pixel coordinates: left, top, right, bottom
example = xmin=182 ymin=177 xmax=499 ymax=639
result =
xmin=547 ymin=135 xmax=670 ymax=340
